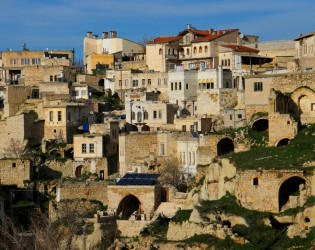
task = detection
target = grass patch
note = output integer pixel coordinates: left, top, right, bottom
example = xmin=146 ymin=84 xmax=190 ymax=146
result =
xmin=228 ymin=124 xmax=315 ymax=170
xmin=140 ymin=216 xmax=170 ymax=240
xmin=171 ymin=210 xmax=192 ymax=223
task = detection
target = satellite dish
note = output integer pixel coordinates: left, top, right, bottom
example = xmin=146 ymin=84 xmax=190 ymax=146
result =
xmin=239 ymin=33 xmax=244 ymax=39
xmin=90 ymin=111 xmax=94 ymax=115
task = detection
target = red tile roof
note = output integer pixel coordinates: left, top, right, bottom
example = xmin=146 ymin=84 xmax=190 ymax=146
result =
xmin=147 ymin=36 xmax=181 ymax=44
xmin=189 ymin=29 xmax=209 ymax=36
xmin=192 ymin=29 xmax=239 ymax=42
xmin=221 ymin=44 xmax=259 ymax=53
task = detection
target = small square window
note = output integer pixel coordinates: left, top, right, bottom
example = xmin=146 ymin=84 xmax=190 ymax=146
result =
xmin=237 ymin=114 xmax=242 ymax=119
xmin=89 ymin=144 xmax=94 ymax=153
xmin=82 ymin=144 xmax=87 ymax=153
xmin=253 ymin=177 xmax=258 ymax=186
xmin=254 ymin=82 xmax=263 ymax=92
xmin=12 ymin=163 xmax=16 ymax=168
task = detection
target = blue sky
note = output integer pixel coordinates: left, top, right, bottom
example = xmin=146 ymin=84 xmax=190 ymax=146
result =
xmin=1 ymin=0 xmax=315 ymax=60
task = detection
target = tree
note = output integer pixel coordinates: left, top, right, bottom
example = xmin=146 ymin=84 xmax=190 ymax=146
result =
xmin=2 ymin=139 xmax=28 ymax=158
xmin=157 ymin=156 xmax=182 ymax=189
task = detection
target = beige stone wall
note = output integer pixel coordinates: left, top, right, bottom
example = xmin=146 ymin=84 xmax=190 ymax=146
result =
xmin=107 ymin=185 xmax=160 ymax=220
xmin=57 ymin=181 xmax=108 ymax=204
xmin=86 ymin=54 xmax=114 ymax=74
xmin=39 ymin=82 xmax=69 ymax=95
xmin=0 ymin=159 xmax=32 ymax=187
xmin=235 ymin=170 xmax=307 ymax=213
xmin=73 ymin=134 xmax=104 ymax=159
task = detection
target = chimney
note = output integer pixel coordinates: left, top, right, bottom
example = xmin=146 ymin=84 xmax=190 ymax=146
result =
xmin=87 ymin=31 xmax=92 ymax=38
xmin=209 ymin=28 xmax=214 ymax=35
xmin=110 ymin=31 xmax=117 ymax=38
xmin=187 ymin=24 xmax=192 ymax=30
xmin=102 ymin=32 xmax=109 ymax=39
xmin=93 ymin=35 xmax=98 ymax=39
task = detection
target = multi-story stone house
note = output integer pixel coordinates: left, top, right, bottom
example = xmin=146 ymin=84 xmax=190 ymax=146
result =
xmin=0 ymin=49 xmax=73 ymax=85
xmin=83 ymin=31 xmax=144 ymax=73
xmin=146 ymin=24 xmax=258 ymax=72
xmin=44 ymin=103 xmax=93 ymax=143
xmin=294 ymin=31 xmax=315 ymax=72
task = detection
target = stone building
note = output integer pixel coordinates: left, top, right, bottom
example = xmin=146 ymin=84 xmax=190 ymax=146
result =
xmin=0 ymin=113 xmax=44 ymax=157
xmin=294 ymin=31 xmax=315 ymax=72
xmin=0 ymin=49 xmax=72 ymax=84
xmin=44 ymin=103 xmax=92 ymax=143
xmin=0 ymin=159 xmax=33 ymax=187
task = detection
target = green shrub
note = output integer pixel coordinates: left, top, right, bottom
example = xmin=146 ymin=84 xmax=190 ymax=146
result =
xmin=171 ymin=210 xmax=192 ymax=223
xmin=232 ymin=224 xmax=248 ymax=236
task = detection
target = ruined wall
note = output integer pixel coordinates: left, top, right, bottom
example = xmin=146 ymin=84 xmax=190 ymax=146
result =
xmin=0 ymin=159 xmax=32 ymax=187
xmin=235 ymin=170 xmax=308 ymax=213
xmin=57 ymin=181 xmax=108 ymax=204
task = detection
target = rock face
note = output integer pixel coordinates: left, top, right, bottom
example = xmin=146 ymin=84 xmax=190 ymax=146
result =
xmin=200 ymin=159 xmax=237 ymax=201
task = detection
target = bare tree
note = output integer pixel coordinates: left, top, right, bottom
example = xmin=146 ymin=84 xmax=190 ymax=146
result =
xmin=3 ymin=138 xmax=28 ymax=158
xmin=158 ymin=156 xmax=182 ymax=189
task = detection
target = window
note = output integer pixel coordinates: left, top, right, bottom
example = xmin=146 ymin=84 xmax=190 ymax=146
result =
xmin=132 ymin=80 xmax=138 ymax=87
xmin=119 ymin=80 xmax=122 ymax=86
xmin=148 ymin=79 xmax=151 ymax=85
xmin=100 ymin=170 xmax=104 ymax=180
xmin=237 ymin=114 xmax=242 ymax=119
xmin=54 ymin=75 xmax=57 ymax=82
xmin=12 ymin=163 xmax=16 ymax=168
xmin=253 ymin=177 xmax=258 ymax=186
xmin=175 ymin=82 xmax=177 ymax=90
xmin=254 ymin=82 xmax=263 ymax=92
xmin=158 ymin=110 xmax=162 ymax=119
xmin=186 ymin=83 xmax=189 ymax=89
xmin=190 ymin=125 xmax=194 ymax=132
xmin=171 ymin=82 xmax=173 ymax=90
xmin=21 ymin=58 xmax=30 ymax=65
xmin=186 ymin=48 xmax=190 ymax=55
xmin=205 ymin=46 xmax=208 ymax=53
xmin=179 ymin=82 xmax=182 ymax=90
xmin=158 ymin=78 xmax=161 ymax=85
xmin=49 ymin=111 xmax=53 ymax=122
xmin=193 ymin=47 xmax=197 ymax=54
xmin=125 ymin=79 xmax=129 ymax=86
xmin=199 ymin=46 xmax=202 ymax=53
xmin=182 ymin=125 xmax=186 ymax=132
xmin=144 ymin=111 xmax=148 ymax=120
xmin=211 ymin=82 xmax=214 ymax=89
xmin=50 ymin=75 xmax=53 ymax=82
xmin=186 ymin=36 xmax=190 ymax=43
xmin=10 ymin=58 xmax=18 ymax=65
xmin=58 ymin=111 xmax=62 ymax=121
xmin=159 ymin=48 xmax=162 ymax=55
xmin=32 ymin=58 xmax=41 ymax=65
xmin=164 ymin=78 xmax=167 ymax=85
xmin=89 ymin=144 xmax=94 ymax=153
xmin=82 ymin=144 xmax=87 ymax=153
xmin=142 ymin=79 xmax=145 ymax=85
xmin=311 ymin=103 xmax=315 ymax=111
xmin=153 ymin=111 xmax=157 ymax=119
xmin=81 ymin=90 xmax=86 ymax=96
xmin=161 ymin=144 xmax=165 ymax=155
xmin=230 ymin=114 xmax=233 ymax=120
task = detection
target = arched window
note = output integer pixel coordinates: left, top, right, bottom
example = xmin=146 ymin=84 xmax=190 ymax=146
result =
xmin=193 ymin=47 xmax=197 ymax=54
xmin=199 ymin=46 xmax=202 ymax=53
xmin=205 ymin=46 xmax=208 ymax=53
xmin=228 ymin=59 xmax=230 ymax=66
xmin=168 ymin=48 xmax=171 ymax=55
xmin=159 ymin=48 xmax=162 ymax=55
xmin=186 ymin=48 xmax=190 ymax=55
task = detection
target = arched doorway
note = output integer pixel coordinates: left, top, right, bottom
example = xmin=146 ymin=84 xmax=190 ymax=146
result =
xmin=279 ymin=176 xmax=306 ymax=211
xmin=252 ymin=119 xmax=269 ymax=132
xmin=75 ymin=165 xmax=82 ymax=177
xmin=117 ymin=195 xmax=141 ymax=220
xmin=141 ymin=125 xmax=150 ymax=131
xmin=217 ymin=138 xmax=234 ymax=156
xmin=276 ymin=138 xmax=290 ymax=147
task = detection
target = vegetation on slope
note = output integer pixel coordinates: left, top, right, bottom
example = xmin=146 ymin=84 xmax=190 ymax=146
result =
xmin=227 ymin=124 xmax=315 ymax=170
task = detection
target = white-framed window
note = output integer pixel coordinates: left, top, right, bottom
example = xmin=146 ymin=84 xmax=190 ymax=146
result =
xmin=160 ymin=143 xmax=165 ymax=156
xmin=125 ymin=79 xmax=128 ymax=86
xmin=89 ymin=144 xmax=94 ymax=153
xmin=142 ymin=79 xmax=145 ymax=85
xmin=82 ymin=144 xmax=87 ymax=153
xmin=148 ymin=79 xmax=151 ymax=85
xmin=21 ymin=58 xmax=30 ymax=65
xmin=32 ymin=58 xmax=41 ymax=65
xmin=158 ymin=110 xmax=162 ymax=119
xmin=254 ymin=82 xmax=263 ymax=92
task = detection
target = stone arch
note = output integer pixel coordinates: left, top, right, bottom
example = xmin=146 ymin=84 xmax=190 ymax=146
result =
xmin=217 ymin=137 xmax=234 ymax=156
xmin=252 ymin=119 xmax=269 ymax=132
xmin=117 ymin=194 xmax=141 ymax=220
xmin=276 ymin=138 xmax=290 ymax=147
xmin=141 ymin=125 xmax=150 ymax=131
xmin=290 ymin=87 xmax=315 ymax=123
xmin=98 ymin=78 xmax=104 ymax=87
xmin=278 ymin=176 xmax=306 ymax=212
xmin=75 ymin=165 xmax=82 ymax=177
